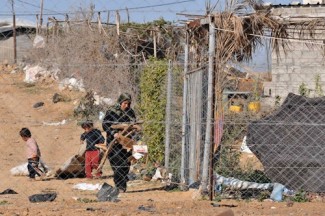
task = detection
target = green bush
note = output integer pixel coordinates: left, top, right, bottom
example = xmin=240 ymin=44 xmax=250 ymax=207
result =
xmin=139 ymin=58 xmax=168 ymax=163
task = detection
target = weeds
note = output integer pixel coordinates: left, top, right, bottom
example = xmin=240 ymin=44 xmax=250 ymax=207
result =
xmin=291 ymin=190 xmax=309 ymax=202
xmin=77 ymin=198 xmax=98 ymax=203
xmin=0 ymin=200 xmax=8 ymax=205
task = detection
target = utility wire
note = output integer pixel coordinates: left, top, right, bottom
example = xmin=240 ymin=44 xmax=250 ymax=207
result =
xmin=0 ymin=0 xmax=196 ymax=16
xmin=15 ymin=0 xmax=64 ymax=15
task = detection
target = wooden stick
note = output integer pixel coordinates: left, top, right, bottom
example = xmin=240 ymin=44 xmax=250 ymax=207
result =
xmin=96 ymin=124 xmax=134 ymax=173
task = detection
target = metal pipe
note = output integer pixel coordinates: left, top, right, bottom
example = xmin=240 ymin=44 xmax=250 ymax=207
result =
xmin=164 ymin=60 xmax=173 ymax=170
xmin=181 ymin=29 xmax=189 ymax=185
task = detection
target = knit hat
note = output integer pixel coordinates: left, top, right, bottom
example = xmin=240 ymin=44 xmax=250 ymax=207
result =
xmin=117 ymin=93 xmax=132 ymax=104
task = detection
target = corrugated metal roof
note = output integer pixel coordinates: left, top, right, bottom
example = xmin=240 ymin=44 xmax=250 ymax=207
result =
xmin=0 ymin=18 xmax=36 ymax=34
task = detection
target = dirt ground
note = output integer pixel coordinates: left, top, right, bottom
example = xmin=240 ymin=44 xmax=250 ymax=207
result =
xmin=0 ymin=66 xmax=325 ymax=216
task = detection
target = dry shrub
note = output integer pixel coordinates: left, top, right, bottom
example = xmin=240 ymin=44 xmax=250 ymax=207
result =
xmin=26 ymin=17 xmax=182 ymax=104
xmin=28 ymin=23 xmax=138 ymax=99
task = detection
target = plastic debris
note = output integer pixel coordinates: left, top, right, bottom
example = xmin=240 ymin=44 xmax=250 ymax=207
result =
xmin=73 ymin=183 xmax=102 ymax=191
xmin=215 ymin=173 xmax=291 ymax=201
xmin=0 ymin=189 xmax=18 ymax=195
xmin=42 ymin=119 xmax=67 ymax=126
xmin=96 ymin=183 xmax=119 ymax=202
xmin=28 ymin=193 xmax=57 ymax=203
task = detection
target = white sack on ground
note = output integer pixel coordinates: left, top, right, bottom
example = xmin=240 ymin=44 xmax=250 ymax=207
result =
xmin=73 ymin=183 xmax=102 ymax=190
xmin=10 ymin=159 xmax=49 ymax=176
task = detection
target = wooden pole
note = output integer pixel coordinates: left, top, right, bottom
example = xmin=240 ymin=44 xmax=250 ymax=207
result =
xmin=153 ymin=30 xmax=157 ymax=58
xmin=125 ymin=7 xmax=130 ymax=23
xmin=11 ymin=0 xmax=17 ymax=63
xmin=39 ymin=0 xmax=44 ymax=33
xmin=115 ymin=10 xmax=120 ymax=36
xmin=65 ymin=14 xmax=70 ymax=32
xmin=36 ymin=15 xmax=39 ymax=34
xmin=97 ymin=12 xmax=101 ymax=34
xmin=13 ymin=13 xmax=17 ymax=63
xmin=46 ymin=20 xmax=49 ymax=43
xmin=107 ymin=11 xmax=110 ymax=24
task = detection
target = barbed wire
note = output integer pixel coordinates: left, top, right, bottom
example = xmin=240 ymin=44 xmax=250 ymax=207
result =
xmin=214 ymin=26 xmax=325 ymax=46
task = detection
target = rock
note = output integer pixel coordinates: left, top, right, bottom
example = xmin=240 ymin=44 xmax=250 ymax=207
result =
xmin=52 ymin=93 xmax=64 ymax=103
xmin=33 ymin=102 xmax=44 ymax=108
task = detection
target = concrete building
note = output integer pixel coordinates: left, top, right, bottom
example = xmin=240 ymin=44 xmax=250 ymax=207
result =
xmin=263 ymin=4 xmax=325 ymax=100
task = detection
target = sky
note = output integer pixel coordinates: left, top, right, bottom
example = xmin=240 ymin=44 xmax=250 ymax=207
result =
xmin=0 ymin=0 xmax=294 ymax=24
xmin=0 ymin=0 xmax=295 ymax=72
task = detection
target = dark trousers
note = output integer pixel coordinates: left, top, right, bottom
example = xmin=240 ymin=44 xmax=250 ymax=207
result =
xmin=108 ymin=144 xmax=132 ymax=191
xmin=27 ymin=158 xmax=43 ymax=178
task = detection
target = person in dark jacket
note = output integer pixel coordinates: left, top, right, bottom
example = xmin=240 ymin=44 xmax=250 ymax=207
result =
xmin=102 ymin=93 xmax=136 ymax=192
xmin=80 ymin=120 xmax=105 ymax=179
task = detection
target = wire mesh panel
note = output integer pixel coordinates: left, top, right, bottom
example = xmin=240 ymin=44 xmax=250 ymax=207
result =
xmin=1 ymin=1 xmax=325 ymax=215
xmin=181 ymin=68 xmax=208 ymax=185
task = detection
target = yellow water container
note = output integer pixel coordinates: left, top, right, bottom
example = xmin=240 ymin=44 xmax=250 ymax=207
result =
xmin=229 ymin=105 xmax=243 ymax=113
xmin=248 ymin=101 xmax=261 ymax=113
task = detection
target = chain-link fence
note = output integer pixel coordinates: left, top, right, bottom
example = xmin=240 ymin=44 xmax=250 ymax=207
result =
xmin=1 ymin=0 xmax=325 ymax=215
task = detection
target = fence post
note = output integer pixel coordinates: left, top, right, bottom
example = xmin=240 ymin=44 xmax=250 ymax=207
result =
xmin=181 ymin=28 xmax=189 ymax=185
xmin=164 ymin=60 xmax=173 ymax=170
xmin=39 ymin=0 xmax=44 ymax=33
xmin=201 ymin=16 xmax=215 ymax=193
xmin=36 ymin=14 xmax=39 ymax=34
xmin=13 ymin=14 xmax=17 ymax=63
xmin=11 ymin=0 xmax=17 ymax=63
